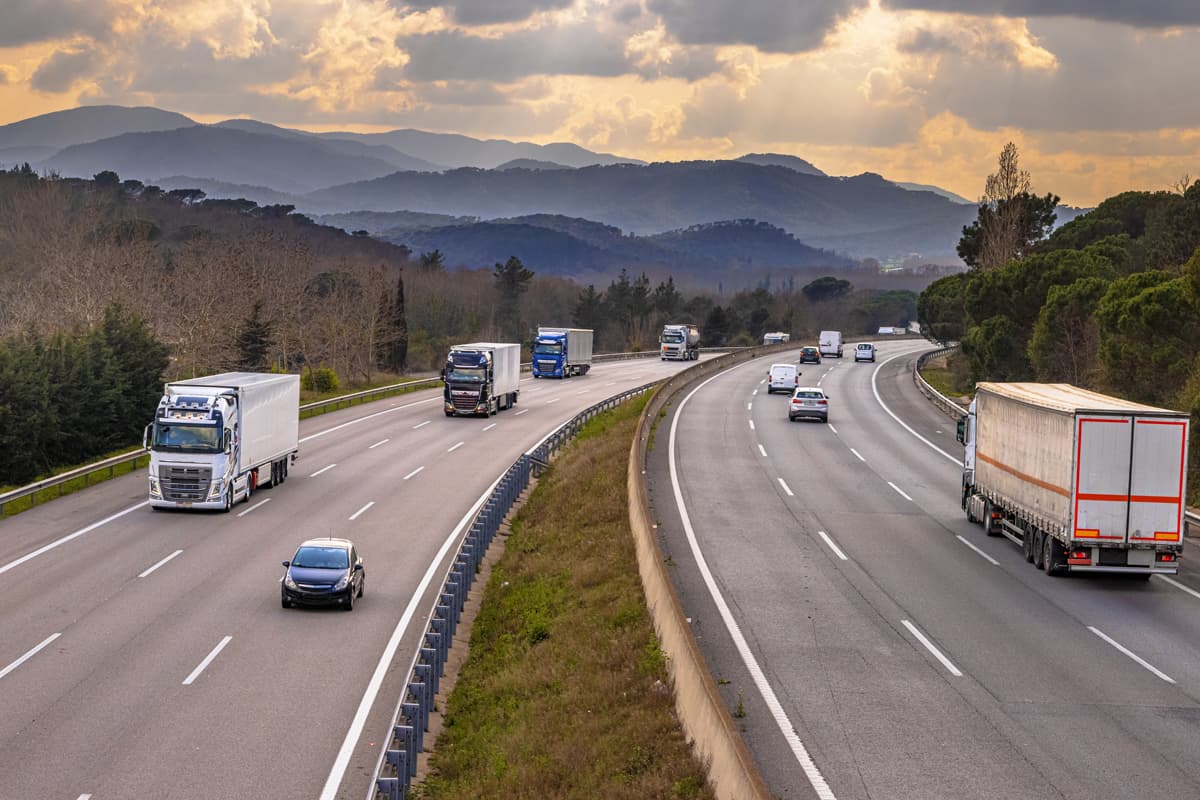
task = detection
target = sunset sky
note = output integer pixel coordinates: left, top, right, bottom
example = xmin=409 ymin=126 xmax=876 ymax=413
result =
xmin=1 ymin=0 xmax=1197 ymax=206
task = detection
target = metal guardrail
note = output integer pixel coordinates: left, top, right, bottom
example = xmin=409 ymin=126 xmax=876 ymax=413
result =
xmin=913 ymin=344 xmax=965 ymax=421
xmin=371 ymin=380 xmax=659 ymax=800
xmin=0 ymin=450 xmax=152 ymax=515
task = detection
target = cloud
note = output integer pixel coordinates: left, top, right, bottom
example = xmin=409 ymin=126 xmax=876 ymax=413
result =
xmin=0 ymin=65 xmax=17 ymax=85
xmin=31 ymin=46 xmax=100 ymax=93
xmin=647 ymin=0 xmax=870 ymax=52
xmin=401 ymin=0 xmax=574 ymax=25
xmin=882 ymin=0 xmax=1200 ymax=28
xmin=0 ymin=0 xmax=114 ymax=47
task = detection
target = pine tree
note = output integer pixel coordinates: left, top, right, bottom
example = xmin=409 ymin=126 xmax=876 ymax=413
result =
xmin=235 ymin=300 xmax=274 ymax=371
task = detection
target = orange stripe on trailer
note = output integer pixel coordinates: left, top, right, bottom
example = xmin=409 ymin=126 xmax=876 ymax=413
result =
xmin=977 ymin=451 xmax=1070 ymax=497
xmin=1074 ymin=528 xmax=1101 ymax=538
xmin=1077 ymin=493 xmax=1184 ymax=504
xmin=1130 ymin=531 xmax=1181 ymax=541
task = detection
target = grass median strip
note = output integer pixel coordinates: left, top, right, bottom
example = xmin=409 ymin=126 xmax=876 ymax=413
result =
xmin=414 ymin=394 xmax=713 ymax=800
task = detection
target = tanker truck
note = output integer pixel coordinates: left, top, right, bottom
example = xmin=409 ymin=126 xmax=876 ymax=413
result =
xmin=660 ymin=324 xmax=700 ymax=361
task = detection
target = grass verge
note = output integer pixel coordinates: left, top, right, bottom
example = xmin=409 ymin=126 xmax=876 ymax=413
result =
xmin=1 ymin=447 xmax=149 ymax=518
xmin=920 ymin=351 xmax=973 ymax=400
xmin=414 ymin=393 xmax=714 ymax=800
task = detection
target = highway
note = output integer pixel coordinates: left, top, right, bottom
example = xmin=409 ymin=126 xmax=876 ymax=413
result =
xmin=0 ymin=355 xmax=704 ymax=800
xmin=649 ymin=340 xmax=1200 ymax=800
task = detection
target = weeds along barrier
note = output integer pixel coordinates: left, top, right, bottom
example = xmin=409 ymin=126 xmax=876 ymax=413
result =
xmin=371 ymin=380 xmax=659 ymax=800
xmin=913 ymin=344 xmax=965 ymax=420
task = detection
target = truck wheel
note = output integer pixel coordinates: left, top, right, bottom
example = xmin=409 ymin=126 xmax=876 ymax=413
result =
xmin=223 ymin=488 xmax=232 ymax=513
xmin=1032 ymin=530 xmax=1045 ymax=570
xmin=1044 ymin=536 xmax=1065 ymax=576
xmin=1022 ymin=527 xmax=1035 ymax=563
xmin=983 ymin=501 xmax=1001 ymax=537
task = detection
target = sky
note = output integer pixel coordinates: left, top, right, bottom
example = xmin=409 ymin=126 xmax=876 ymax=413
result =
xmin=1 ymin=0 xmax=1198 ymax=206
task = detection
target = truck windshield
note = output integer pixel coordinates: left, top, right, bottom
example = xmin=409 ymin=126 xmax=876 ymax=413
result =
xmin=447 ymin=366 xmax=486 ymax=383
xmin=662 ymin=332 xmax=683 ymax=343
xmin=534 ymin=343 xmax=563 ymax=355
xmin=151 ymin=421 xmax=221 ymax=452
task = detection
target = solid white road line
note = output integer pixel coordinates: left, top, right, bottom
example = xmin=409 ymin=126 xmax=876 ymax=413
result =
xmin=413 ymin=421 xmax=430 ymax=430
xmin=1154 ymin=574 xmax=1200 ymax=601
xmin=310 ymin=464 xmax=337 ymax=477
xmin=515 ymin=408 xmax=529 ymax=415
xmin=902 ymin=620 xmax=963 ymax=677
xmin=182 ymin=636 xmax=232 ymax=686
xmin=300 ymin=396 xmax=440 ymax=443
xmin=349 ymin=502 xmax=375 ymax=521
xmin=0 ymin=501 xmax=149 ymax=577
xmin=237 ymin=498 xmax=271 ymax=517
xmin=482 ymin=423 xmax=497 ymax=431
xmin=828 ymin=424 xmax=838 ymax=435
xmin=0 ymin=633 xmax=62 ymax=681
xmin=447 ymin=441 xmax=465 ymax=453
xmin=1088 ymin=627 xmax=1176 ymax=683
xmin=817 ymin=531 xmax=848 ymax=561
xmin=955 ymin=535 xmax=999 ymax=566
xmin=749 ymin=420 xmax=755 ymax=431
xmin=871 ymin=352 xmax=962 ymax=466
xmin=402 ymin=466 xmax=424 ymax=481
xmin=138 ymin=549 xmax=184 ymax=578
xmin=778 ymin=478 xmax=795 ymax=497
xmin=758 ymin=444 xmax=768 ymax=457
xmin=321 ymin=470 xmax=510 ymax=800
xmin=368 ymin=438 xmax=390 ymax=449
xmin=669 ymin=367 xmax=837 ymax=800
xmin=849 ymin=448 xmax=866 ymax=462
xmin=887 ymin=481 xmax=914 ymax=502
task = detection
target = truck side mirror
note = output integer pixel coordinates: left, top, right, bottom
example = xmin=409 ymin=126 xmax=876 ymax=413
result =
xmin=143 ymin=424 xmax=151 ymax=449
xmin=224 ymin=431 xmax=232 ymax=453
xmin=956 ymin=416 xmax=966 ymax=444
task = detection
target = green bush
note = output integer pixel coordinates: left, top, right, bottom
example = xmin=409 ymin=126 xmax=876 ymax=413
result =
xmin=303 ymin=366 xmax=340 ymax=393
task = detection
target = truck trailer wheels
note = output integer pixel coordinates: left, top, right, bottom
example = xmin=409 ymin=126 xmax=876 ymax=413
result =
xmin=1043 ymin=536 xmax=1065 ymax=576
xmin=983 ymin=500 xmax=1001 ymax=537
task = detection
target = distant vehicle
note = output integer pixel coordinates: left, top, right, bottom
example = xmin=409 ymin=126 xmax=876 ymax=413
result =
xmin=281 ymin=538 xmax=365 ymax=610
xmin=763 ymin=331 xmax=790 ymax=345
xmin=146 ymin=372 xmax=299 ymax=512
xmin=799 ymin=346 xmax=821 ymax=364
xmin=767 ymin=363 xmax=800 ymax=393
xmin=818 ymin=330 xmax=843 ymax=358
xmin=661 ymin=323 xmax=701 ymax=361
xmin=443 ymin=342 xmax=521 ymax=416
xmin=532 ymin=327 xmax=593 ymax=378
xmin=789 ymin=388 xmax=829 ymax=422
xmin=960 ymin=382 xmax=1188 ymax=576
xmin=877 ymin=326 xmax=906 ymax=335
xmin=854 ymin=343 xmax=876 ymax=362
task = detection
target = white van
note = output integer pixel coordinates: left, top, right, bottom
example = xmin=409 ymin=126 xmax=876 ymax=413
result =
xmin=767 ymin=363 xmax=799 ymax=394
xmin=819 ymin=330 xmax=843 ymax=358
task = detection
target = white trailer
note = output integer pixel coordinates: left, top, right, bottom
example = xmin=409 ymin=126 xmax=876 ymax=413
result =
xmin=443 ymin=342 xmax=521 ymax=416
xmin=532 ymin=327 xmax=594 ymax=378
xmin=146 ymin=372 xmax=300 ymax=512
xmin=960 ymin=382 xmax=1188 ymax=576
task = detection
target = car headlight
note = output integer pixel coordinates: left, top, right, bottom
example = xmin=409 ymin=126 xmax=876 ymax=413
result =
xmin=334 ymin=574 xmax=350 ymax=590
xmin=284 ymin=574 xmax=298 ymax=590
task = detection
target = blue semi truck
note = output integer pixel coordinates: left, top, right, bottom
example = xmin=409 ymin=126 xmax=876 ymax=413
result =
xmin=532 ymin=327 xmax=593 ymax=378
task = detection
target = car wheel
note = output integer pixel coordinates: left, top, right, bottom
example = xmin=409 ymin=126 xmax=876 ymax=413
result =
xmin=281 ymin=596 xmax=291 ymax=609
xmin=344 ymin=588 xmax=354 ymax=611
xmin=357 ymin=577 xmax=365 ymax=598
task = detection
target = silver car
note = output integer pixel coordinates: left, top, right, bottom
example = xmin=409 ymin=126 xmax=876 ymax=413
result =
xmin=854 ymin=343 xmax=875 ymax=362
xmin=789 ymin=388 xmax=829 ymax=422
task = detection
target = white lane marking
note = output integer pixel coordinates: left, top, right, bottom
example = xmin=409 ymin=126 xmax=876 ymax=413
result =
xmin=0 ymin=633 xmax=62 ymax=681
xmin=817 ymin=530 xmax=848 ymax=561
xmin=668 ymin=367 xmax=838 ymax=800
xmin=759 ymin=379 xmax=766 ymax=385
xmin=515 ymin=408 xmax=529 ymax=416
xmin=447 ymin=441 xmax=465 ymax=453
xmin=955 ymin=535 xmax=999 ymax=565
xmin=138 ymin=549 xmax=184 ymax=578
xmin=300 ymin=396 xmax=440 ymax=443
xmin=748 ymin=420 xmax=755 ymax=431
xmin=576 ymin=390 xmax=589 ymax=395
xmin=402 ymin=466 xmax=424 ymax=481
xmin=902 ymin=620 xmax=963 ymax=677
xmin=872 ymin=352 xmax=962 ymax=465
xmin=482 ymin=423 xmax=497 ymax=431
xmin=322 ymin=471 xmax=510 ymax=800
xmin=368 ymin=438 xmax=390 ymax=449
xmin=310 ymin=464 xmax=337 ymax=477
xmin=413 ymin=421 xmax=430 ymax=430
xmin=758 ymin=444 xmax=768 ymax=457
xmin=0 ymin=501 xmax=149 ymax=577
xmin=349 ymin=502 xmax=375 ymax=521
xmin=547 ymin=398 xmax=561 ymax=404
xmin=849 ymin=448 xmax=866 ymax=462
xmin=828 ymin=424 xmax=838 ymax=435
xmin=237 ymin=498 xmax=271 ymax=517
xmin=887 ymin=481 xmax=914 ymax=502
xmin=752 ymin=389 xmax=758 ymax=396
xmin=1088 ymin=627 xmax=1175 ymax=683
xmin=747 ymin=402 xmax=753 ymax=411
xmin=606 ymin=381 xmax=616 ymax=386
xmin=77 ymin=795 xmax=92 ymax=800
xmin=1154 ymin=574 xmax=1200 ymax=600
xmin=778 ymin=478 xmax=795 ymax=497
xmin=182 ymin=636 xmax=233 ymax=686
xmin=817 ymin=377 xmax=823 ymax=387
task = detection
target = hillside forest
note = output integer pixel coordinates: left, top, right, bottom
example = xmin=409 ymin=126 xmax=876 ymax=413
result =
xmin=0 ymin=164 xmax=919 ymax=485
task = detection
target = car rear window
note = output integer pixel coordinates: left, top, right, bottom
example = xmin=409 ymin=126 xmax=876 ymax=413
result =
xmin=794 ymin=391 xmax=824 ymax=399
xmin=858 ymin=344 xmax=872 ymax=349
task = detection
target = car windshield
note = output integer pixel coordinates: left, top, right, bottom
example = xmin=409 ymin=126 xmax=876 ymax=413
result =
xmin=292 ymin=546 xmax=350 ymax=569
xmin=794 ymin=391 xmax=824 ymax=399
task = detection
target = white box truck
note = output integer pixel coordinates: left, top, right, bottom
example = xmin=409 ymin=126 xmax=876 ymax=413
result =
xmin=146 ymin=372 xmax=300 ymax=512
xmin=661 ymin=324 xmax=700 ymax=361
xmin=959 ymin=382 xmax=1189 ymax=576
xmin=443 ymin=342 xmax=521 ymax=416
xmin=763 ymin=331 xmax=791 ymax=345
xmin=532 ymin=327 xmax=593 ymax=378
xmin=818 ymin=330 xmax=843 ymax=358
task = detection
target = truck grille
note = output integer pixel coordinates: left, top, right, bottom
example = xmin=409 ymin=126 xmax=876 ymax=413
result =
xmin=159 ymin=465 xmax=212 ymax=501
xmin=450 ymin=390 xmax=481 ymax=412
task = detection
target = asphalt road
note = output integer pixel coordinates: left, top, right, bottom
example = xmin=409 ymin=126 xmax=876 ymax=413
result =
xmin=0 ymin=355 xmax=705 ymax=800
xmin=648 ymin=340 xmax=1200 ymax=800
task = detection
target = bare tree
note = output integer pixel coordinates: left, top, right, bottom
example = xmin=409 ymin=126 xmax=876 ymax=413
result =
xmin=979 ymin=142 xmax=1032 ymax=270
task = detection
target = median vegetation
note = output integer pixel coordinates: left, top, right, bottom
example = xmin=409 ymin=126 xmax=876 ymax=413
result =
xmin=414 ymin=395 xmax=713 ymax=800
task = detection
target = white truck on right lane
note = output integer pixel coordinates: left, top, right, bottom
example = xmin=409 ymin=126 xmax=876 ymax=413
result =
xmin=959 ymin=382 xmax=1189 ymax=576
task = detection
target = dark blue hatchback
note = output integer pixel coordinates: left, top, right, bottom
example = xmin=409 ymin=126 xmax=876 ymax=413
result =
xmin=281 ymin=538 xmax=365 ymax=611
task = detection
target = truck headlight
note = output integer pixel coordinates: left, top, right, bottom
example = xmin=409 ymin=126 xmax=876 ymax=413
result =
xmin=149 ymin=478 xmax=161 ymax=498
xmin=209 ymin=481 xmax=223 ymax=500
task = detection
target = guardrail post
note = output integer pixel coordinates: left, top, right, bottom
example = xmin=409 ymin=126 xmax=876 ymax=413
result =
xmin=377 ymin=776 xmax=403 ymax=800
xmin=410 ymin=680 xmax=429 ymax=732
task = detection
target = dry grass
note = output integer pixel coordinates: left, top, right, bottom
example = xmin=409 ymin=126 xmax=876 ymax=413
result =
xmin=414 ymin=395 xmax=713 ymax=800
xmin=921 ymin=351 xmax=973 ymax=399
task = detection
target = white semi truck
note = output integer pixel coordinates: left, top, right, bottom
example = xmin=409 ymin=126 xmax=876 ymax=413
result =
xmin=660 ymin=324 xmax=700 ymax=361
xmin=532 ymin=327 xmax=593 ymax=378
xmin=146 ymin=372 xmax=300 ymax=512
xmin=443 ymin=342 xmax=521 ymax=416
xmin=960 ymin=382 xmax=1189 ymax=576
